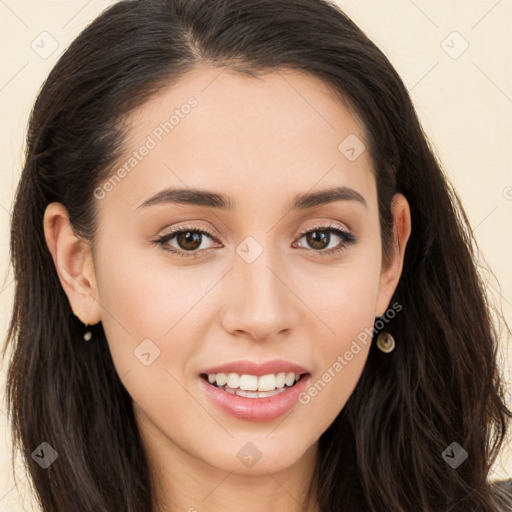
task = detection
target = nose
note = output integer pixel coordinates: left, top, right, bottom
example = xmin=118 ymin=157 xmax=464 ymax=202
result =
xmin=220 ymin=244 xmax=299 ymax=342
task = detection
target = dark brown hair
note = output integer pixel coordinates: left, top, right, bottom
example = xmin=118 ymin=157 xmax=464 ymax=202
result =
xmin=2 ymin=0 xmax=511 ymax=510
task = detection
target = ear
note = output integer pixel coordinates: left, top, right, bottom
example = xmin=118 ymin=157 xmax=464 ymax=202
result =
xmin=43 ymin=202 xmax=102 ymax=325
xmin=374 ymin=193 xmax=411 ymax=317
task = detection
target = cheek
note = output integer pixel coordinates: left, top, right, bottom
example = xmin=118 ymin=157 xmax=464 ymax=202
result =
xmin=95 ymin=250 xmax=204 ymax=433
xmin=306 ymin=247 xmax=381 ymax=333
xmin=299 ymin=289 xmax=374 ymax=421
xmin=301 ymin=254 xmax=380 ymax=413
xmin=93 ymin=238 xmax=207 ymax=379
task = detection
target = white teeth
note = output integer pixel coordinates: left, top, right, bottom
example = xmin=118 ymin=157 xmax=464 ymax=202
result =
xmin=205 ymin=371 xmax=304 ymax=392
xmin=216 ymin=373 xmax=227 ymax=386
xmin=285 ymin=372 xmax=296 ymax=386
xmin=275 ymin=372 xmax=286 ymax=388
xmin=257 ymin=388 xmax=286 ymax=398
xmin=258 ymin=374 xmax=276 ymax=391
xmin=226 ymin=373 xmax=239 ymax=389
xmin=233 ymin=387 xmax=287 ymax=399
xmin=239 ymin=374 xmax=258 ymax=391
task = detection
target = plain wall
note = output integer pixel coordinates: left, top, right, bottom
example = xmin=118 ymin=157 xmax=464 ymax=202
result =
xmin=1 ymin=0 xmax=511 ymax=509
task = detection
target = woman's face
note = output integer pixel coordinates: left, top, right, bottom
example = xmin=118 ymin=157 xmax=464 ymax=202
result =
xmin=47 ymin=64 xmax=410 ymax=477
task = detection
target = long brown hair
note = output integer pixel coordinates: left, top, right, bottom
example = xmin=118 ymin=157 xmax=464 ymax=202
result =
xmin=3 ymin=0 xmax=511 ymax=510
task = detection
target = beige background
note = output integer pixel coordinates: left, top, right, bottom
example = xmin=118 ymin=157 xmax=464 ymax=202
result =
xmin=1 ymin=0 xmax=511 ymax=509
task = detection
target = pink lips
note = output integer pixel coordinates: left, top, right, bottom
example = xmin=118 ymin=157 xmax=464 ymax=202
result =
xmin=201 ymin=359 xmax=309 ymax=377
xmin=199 ymin=359 xmax=311 ymax=422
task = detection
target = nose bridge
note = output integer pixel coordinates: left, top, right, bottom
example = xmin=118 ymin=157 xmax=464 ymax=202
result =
xmin=221 ymin=234 xmax=297 ymax=340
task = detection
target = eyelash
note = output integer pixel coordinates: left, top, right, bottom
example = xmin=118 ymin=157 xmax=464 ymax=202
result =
xmin=153 ymin=222 xmax=357 ymax=259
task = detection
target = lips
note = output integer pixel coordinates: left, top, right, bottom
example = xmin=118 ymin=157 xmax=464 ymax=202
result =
xmin=200 ymin=359 xmax=310 ymax=376
xmin=198 ymin=359 xmax=312 ymax=421
xmin=199 ymin=371 xmax=311 ymax=421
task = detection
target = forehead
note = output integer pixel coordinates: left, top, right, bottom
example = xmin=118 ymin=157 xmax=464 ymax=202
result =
xmin=100 ymin=63 xmax=377 ymax=217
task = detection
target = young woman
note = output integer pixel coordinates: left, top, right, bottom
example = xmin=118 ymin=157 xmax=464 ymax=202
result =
xmin=2 ymin=0 xmax=511 ymax=510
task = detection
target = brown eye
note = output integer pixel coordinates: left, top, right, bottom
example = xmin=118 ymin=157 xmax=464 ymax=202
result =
xmin=294 ymin=223 xmax=357 ymax=256
xmin=304 ymin=230 xmax=331 ymax=250
xmin=155 ymin=225 xmax=220 ymax=258
xmin=175 ymin=230 xmax=203 ymax=251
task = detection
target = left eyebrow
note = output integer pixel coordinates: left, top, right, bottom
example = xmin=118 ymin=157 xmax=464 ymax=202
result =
xmin=135 ymin=185 xmax=367 ymax=211
xmin=291 ymin=186 xmax=367 ymax=210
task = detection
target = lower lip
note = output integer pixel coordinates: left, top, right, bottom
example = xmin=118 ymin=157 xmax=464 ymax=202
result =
xmin=199 ymin=374 xmax=311 ymax=422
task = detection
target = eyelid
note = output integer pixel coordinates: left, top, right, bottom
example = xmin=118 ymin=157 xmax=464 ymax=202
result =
xmin=158 ymin=222 xmax=219 ymax=241
xmin=297 ymin=220 xmax=352 ymax=238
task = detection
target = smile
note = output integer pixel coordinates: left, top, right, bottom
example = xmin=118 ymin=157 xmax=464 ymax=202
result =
xmin=199 ymin=371 xmax=312 ymax=421
xmin=201 ymin=372 xmax=303 ymax=398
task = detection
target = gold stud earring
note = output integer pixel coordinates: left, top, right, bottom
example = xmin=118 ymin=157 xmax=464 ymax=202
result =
xmin=376 ymin=331 xmax=395 ymax=353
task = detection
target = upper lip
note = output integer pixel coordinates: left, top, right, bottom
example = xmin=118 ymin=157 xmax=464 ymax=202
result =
xmin=200 ymin=359 xmax=310 ymax=377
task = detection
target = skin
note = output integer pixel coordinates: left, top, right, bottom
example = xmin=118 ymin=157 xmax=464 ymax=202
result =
xmin=43 ymin=64 xmax=411 ymax=512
